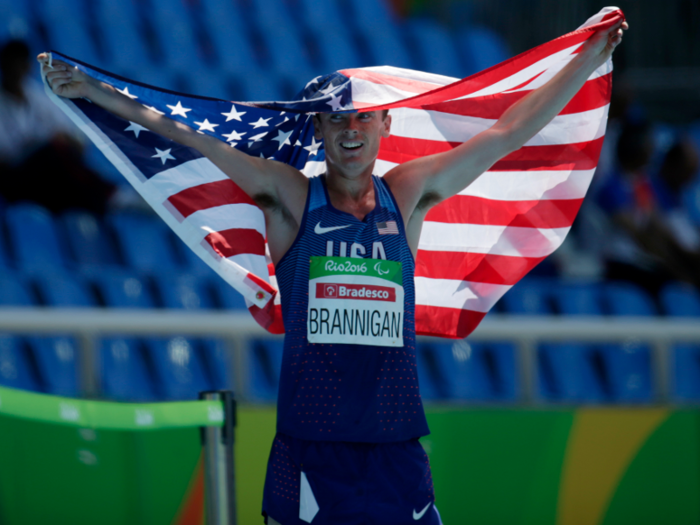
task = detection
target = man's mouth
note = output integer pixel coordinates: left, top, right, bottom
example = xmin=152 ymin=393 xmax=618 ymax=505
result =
xmin=340 ymin=141 xmax=363 ymax=150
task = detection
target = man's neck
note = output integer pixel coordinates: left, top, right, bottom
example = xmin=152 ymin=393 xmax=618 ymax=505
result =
xmin=324 ymin=164 xmax=377 ymax=221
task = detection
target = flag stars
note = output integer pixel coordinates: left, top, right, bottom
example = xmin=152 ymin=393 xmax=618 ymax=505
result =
xmin=167 ymin=101 xmax=192 ymax=117
xmin=152 ymin=148 xmax=175 ymax=164
xmin=221 ymin=105 xmax=246 ymax=122
xmin=194 ymin=119 xmax=219 ymax=133
xmin=117 ymin=86 xmax=138 ymax=99
xmin=125 ymin=122 xmax=148 ymax=138
xmin=248 ymin=131 xmax=268 ymax=147
xmin=319 ymin=83 xmax=338 ymax=96
xmin=304 ymin=137 xmax=322 ymax=156
xmin=272 ymin=129 xmax=293 ymax=150
xmin=306 ymin=76 xmax=321 ymax=89
xmin=326 ymin=93 xmax=346 ymax=111
xmin=249 ymin=117 xmax=272 ymax=129
xmin=223 ymin=130 xmax=246 ymax=142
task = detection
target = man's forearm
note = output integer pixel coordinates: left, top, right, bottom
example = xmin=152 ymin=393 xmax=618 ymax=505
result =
xmin=82 ymin=78 xmax=202 ymax=150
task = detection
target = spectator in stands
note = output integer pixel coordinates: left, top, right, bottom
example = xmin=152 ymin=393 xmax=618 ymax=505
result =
xmin=0 ymin=39 xmax=120 ymax=214
xmin=595 ymin=119 xmax=700 ymax=296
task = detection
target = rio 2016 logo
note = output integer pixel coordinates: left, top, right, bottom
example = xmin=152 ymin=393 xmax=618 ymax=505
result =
xmin=374 ymin=262 xmax=390 ymax=276
xmin=325 ymin=260 xmax=367 ymax=273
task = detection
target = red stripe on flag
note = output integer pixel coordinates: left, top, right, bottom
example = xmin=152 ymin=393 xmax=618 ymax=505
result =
xmin=422 ymin=74 xmax=611 ymax=119
xmin=379 ymin=135 xmax=604 ymax=171
xmin=415 ymin=251 xmax=545 ymax=285
xmin=415 ymin=305 xmax=487 ymax=339
xmin=427 ymin=195 xmax=583 ymax=228
xmin=168 ymin=179 xmax=256 ymax=219
xmin=204 ymin=228 xmax=265 ymax=258
xmin=249 ymin=302 xmax=285 ymax=334
xmin=341 ymin=68 xmax=442 ymax=94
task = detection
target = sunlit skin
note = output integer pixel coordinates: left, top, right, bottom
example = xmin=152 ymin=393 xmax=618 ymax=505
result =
xmin=312 ymin=111 xmax=391 ymax=222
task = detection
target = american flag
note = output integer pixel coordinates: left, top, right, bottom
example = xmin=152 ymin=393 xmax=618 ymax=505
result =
xmin=45 ymin=7 xmax=623 ymax=338
xmin=377 ymin=221 xmax=399 ymax=235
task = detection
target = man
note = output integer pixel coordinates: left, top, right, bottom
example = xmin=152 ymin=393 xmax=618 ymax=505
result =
xmin=39 ymin=17 xmax=626 ymax=524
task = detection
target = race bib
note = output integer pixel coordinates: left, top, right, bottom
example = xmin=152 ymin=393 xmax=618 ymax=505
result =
xmin=307 ymin=256 xmax=404 ymax=347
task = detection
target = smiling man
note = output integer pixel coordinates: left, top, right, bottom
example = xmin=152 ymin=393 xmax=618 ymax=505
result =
xmin=39 ymin=16 xmax=626 ymax=525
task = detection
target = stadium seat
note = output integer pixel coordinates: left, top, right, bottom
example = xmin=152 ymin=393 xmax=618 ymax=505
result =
xmin=144 ymin=0 xmax=204 ymax=74
xmin=212 ymin=277 xmax=249 ymax=311
xmin=405 ymin=20 xmax=463 ymax=79
xmin=108 ymin=212 xmax=183 ymax=274
xmin=146 ymin=336 xmax=213 ymax=400
xmin=0 ymin=335 xmax=42 ymax=392
xmin=0 ymin=272 xmax=34 ymax=306
xmin=60 ymin=210 xmax=120 ymax=271
xmin=91 ymin=269 xmax=155 ymax=309
xmin=660 ymin=282 xmax=700 ymax=401
xmin=34 ymin=0 xmax=101 ymax=65
xmin=0 ymin=0 xmax=37 ymax=45
xmin=5 ymin=202 xmax=69 ymax=274
xmin=99 ymin=337 xmax=158 ymax=401
xmin=538 ymin=343 xmax=607 ymax=402
xmin=93 ymin=0 xmax=155 ymax=73
xmin=34 ymin=273 xmax=94 ymax=307
xmin=599 ymin=282 xmax=655 ymax=402
xmin=247 ymin=338 xmax=284 ymax=402
xmin=457 ymin=27 xmax=511 ymax=77
xmin=419 ymin=340 xmax=517 ymax=401
xmin=500 ymin=278 xmax=555 ymax=315
xmin=237 ymin=71 xmax=287 ymax=103
xmin=199 ymin=0 xmax=260 ymax=75
xmin=551 ymin=281 xmax=602 ymax=316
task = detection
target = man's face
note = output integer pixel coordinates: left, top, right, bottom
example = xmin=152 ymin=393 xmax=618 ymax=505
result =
xmin=313 ymin=111 xmax=391 ymax=176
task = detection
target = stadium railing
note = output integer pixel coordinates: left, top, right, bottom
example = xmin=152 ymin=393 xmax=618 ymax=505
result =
xmin=1 ymin=309 xmax=699 ymax=404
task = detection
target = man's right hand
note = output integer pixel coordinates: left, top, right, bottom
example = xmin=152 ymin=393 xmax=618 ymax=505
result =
xmin=37 ymin=53 xmax=91 ymax=99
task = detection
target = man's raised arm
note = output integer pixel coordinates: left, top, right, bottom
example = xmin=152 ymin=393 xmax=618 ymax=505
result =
xmin=37 ymin=53 xmax=306 ymax=206
xmin=386 ymin=19 xmax=628 ymax=221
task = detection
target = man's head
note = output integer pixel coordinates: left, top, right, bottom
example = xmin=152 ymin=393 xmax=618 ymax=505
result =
xmin=312 ymin=110 xmax=391 ymax=178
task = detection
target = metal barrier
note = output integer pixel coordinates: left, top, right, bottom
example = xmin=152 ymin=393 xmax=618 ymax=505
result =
xmin=1 ymin=308 xmax=700 ymax=403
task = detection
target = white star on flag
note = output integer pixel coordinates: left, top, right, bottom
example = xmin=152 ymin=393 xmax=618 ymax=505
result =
xmin=117 ymin=86 xmax=138 ymax=99
xmin=143 ymin=105 xmax=165 ymax=115
xmin=221 ymin=105 xmax=246 ymax=122
xmin=248 ymin=131 xmax=268 ymax=147
xmin=167 ymin=101 xmax=192 ymax=117
xmin=304 ymin=137 xmax=322 ymax=156
xmin=305 ymin=76 xmax=320 ymax=89
xmin=326 ymin=93 xmax=345 ymax=111
xmin=124 ymin=122 xmax=148 ymax=138
xmin=152 ymin=148 xmax=175 ymax=164
xmin=223 ymin=130 xmax=246 ymax=142
xmin=249 ymin=117 xmax=272 ymax=129
xmin=320 ymin=83 xmax=337 ymax=96
xmin=275 ymin=117 xmax=290 ymax=127
xmin=194 ymin=119 xmax=219 ymax=133
xmin=272 ymin=129 xmax=293 ymax=150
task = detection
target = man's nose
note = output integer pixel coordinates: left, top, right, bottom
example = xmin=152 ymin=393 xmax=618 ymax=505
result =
xmin=343 ymin=119 xmax=360 ymax=134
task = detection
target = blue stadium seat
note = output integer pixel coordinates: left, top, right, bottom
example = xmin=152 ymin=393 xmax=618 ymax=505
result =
xmin=34 ymin=273 xmax=94 ymax=307
xmin=660 ymin=282 xmax=700 ymax=401
xmin=420 ymin=340 xmax=516 ymax=401
xmin=0 ymin=0 xmax=37 ymax=45
xmin=152 ymin=272 xmax=214 ymax=310
xmin=93 ymin=0 xmax=155 ymax=73
xmin=5 ymin=202 xmax=69 ymax=274
xmin=144 ymin=0 xmax=204 ymax=73
xmin=212 ymin=280 xmax=248 ymax=311
xmin=405 ymin=20 xmax=463 ymax=79
xmin=457 ymin=27 xmax=511 ymax=77
xmin=251 ymin=0 xmax=315 ymax=78
xmin=34 ymin=0 xmax=101 ymax=65
xmin=146 ymin=336 xmax=213 ymax=400
xmin=599 ymin=281 xmax=655 ymax=402
xmin=99 ymin=337 xmax=158 ymax=401
xmin=237 ymin=71 xmax=287 ymax=103
xmin=28 ymin=336 xmax=80 ymax=397
xmin=551 ymin=281 xmax=602 ymax=315
xmin=500 ymin=278 xmax=555 ymax=315
xmin=0 ymin=335 xmax=42 ymax=392
xmin=91 ymin=269 xmax=155 ymax=309
xmin=0 ymin=272 xmax=34 ymax=306
xmin=346 ymin=0 xmax=416 ymax=69
xmin=538 ymin=343 xmax=607 ymax=402
xmin=199 ymin=0 xmax=260 ymax=75
xmin=200 ymin=338 xmax=234 ymax=391
xmin=108 ymin=212 xmax=183 ymax=274
xmin=247 ymin=338 xmax=284 ymax=402
xmin=60 ymin=210 xmax=120 ymax=270
xmin=415 ymin=343 xmax=443 ymax=400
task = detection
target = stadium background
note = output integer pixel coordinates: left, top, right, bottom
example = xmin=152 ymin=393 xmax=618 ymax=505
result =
xmin=1 ymin=0 xmax=700 ymax=524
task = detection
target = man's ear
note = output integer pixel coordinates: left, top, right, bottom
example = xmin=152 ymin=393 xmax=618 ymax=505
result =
xmin=312 ymin=114 xmax=323 ymax=140
xmin=380 ymin=114 xmax=392 ymax=139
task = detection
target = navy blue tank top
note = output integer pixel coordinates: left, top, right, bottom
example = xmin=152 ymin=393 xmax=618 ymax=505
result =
xmin=275 ymin=174 xmax=430 ymax=442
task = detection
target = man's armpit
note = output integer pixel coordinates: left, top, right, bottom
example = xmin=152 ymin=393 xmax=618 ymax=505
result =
xmin=254 ymin=192 xmax=296 ymax=225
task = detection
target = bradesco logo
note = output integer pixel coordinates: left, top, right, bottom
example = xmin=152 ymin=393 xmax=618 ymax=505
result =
xmin=316 ymin=283 xmax=396 ymax=302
